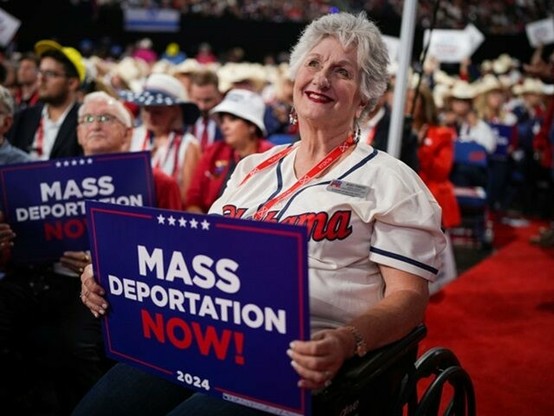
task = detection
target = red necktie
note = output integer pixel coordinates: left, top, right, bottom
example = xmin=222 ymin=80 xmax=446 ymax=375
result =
xmin=200 ymin=118 xmax=209 ymax=151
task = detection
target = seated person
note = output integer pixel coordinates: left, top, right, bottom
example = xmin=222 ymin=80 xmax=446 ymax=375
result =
xmin=76 ymin=12 xmax=446 ymax=415
xmin=185 ymin=89 xmax=273 ymax=214
xmin=0 ymin=91 xmax=182 ymax=414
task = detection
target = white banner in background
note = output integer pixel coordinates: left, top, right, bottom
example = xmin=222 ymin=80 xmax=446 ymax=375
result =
xmin=0 ymin=8 xmax=21 ymax=47
xmin=525 ymin=17 xmax=554 ymax=48
xmin=464 ymin=23 xmax=485 ymax=55
xmin=424 ymin=29 xmax=472 ymax=63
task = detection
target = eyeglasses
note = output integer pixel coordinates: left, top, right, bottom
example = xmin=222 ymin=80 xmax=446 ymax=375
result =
xmin=79 ymin=114 xmax=122 ymax=126
xmin=38 ymin=69 xmax=67 ymax=79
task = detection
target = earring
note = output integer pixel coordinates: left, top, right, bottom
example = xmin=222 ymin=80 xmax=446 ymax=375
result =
xmin=289 ymin=107 xmax=298 ymax=125
xmin=354 ymin=121 xmax=361 ymax=143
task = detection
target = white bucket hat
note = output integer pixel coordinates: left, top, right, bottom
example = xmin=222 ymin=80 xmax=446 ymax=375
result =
xmin=210 ymin=88 xmax=267 ymax=135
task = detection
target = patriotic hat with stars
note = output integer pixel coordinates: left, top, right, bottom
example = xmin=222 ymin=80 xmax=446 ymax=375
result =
xmin=121 ymin=73 xmax=199 ymax=124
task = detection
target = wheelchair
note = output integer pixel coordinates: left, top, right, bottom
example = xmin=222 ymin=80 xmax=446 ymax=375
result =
xmin=313 ymin=324 xmax=476 ymax=416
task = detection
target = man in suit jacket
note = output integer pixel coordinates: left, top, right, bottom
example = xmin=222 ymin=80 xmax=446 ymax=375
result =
xmin=7 ymin=40 xmax=85 ymax=159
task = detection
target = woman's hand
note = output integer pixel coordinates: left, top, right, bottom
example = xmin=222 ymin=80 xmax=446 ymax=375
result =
xmin=80 ymin=264 xmax=109 ymax=318
xmin=60 ymin=251 xmax=91 ymax=275
xmin=287 ymin=328 xmax=353 ymax=390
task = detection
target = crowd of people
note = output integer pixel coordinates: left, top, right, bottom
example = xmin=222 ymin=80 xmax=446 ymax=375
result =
xmin=0 ymin=6 xmax=552 ymax=415
xmin=91 ymin=0 xmax=553 ymax=34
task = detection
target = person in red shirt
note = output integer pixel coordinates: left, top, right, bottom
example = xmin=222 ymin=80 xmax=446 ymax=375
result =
xmin=186 ymin=89 xmax=273 ymax=213
xmin=408 ymin=82 xmax=461 ymax=229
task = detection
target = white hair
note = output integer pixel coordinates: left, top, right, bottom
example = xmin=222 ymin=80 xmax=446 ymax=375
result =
xmin=79 ymin=91 xmax=132 ymax=128
xmin=0 ymin=85 xmax=14 ymax=115
xmin=288 ymin=12 xmax=389 ymax=117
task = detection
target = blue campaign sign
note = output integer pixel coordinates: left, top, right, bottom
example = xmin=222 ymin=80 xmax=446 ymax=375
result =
xmin=86 ymin=201 xmax=311 ymax=416
xmin=0 ymin=151 xmax=155 ymax=263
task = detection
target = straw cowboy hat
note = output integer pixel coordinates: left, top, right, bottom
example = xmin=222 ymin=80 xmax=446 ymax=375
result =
xmin=448 ymin=80 xmax=477 ymax=100
xmin=512 ymin=77 xmax=547 ymax=95
xmin=492 ymin=54 xmax=512 ymax=75
xmin=172 ymin=58 xmax=202 ymax=76
xmin=433 ymin=70 xmax=457 ymax=87
xmin=476 ymin=74 xmax=505 ymax=95
xmin=217 ymin=63 xmax=267 ymax=93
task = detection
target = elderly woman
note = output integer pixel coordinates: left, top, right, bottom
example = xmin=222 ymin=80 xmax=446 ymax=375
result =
xmin=76 ymin=12 xmax=445 ymax=415
xmin=127 ymin=73 xmax=201 ymax=207
xmin=185 ymin=88 xmax=273 ymax=213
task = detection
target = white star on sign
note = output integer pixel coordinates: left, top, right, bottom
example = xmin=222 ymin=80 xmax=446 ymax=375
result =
xmin=71 ymin=160 xmax=78 ymax=166
xmin=189 ymin=218 xmax=198 ymax=229
xmin=79 ymin=159 xmax=86 ymax=165
xmin=157 ymin=214 xmax=165 ymax=224
xmin=55 ymin=161 xmax=61 ymax=168
xmin=63 ymin=161 xmax=70 ymax=167
xmin=178 ymin=217 xmax=187 ymax=227
xmin=168 ymin=216 xmax=176 ymax=226
xmin=87 ymin=158 xmax=93 ymax=164
xmin=201 ymin=219 xmax=210 ymax=230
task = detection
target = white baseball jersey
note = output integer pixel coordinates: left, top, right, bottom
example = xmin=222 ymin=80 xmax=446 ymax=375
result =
xmin=209 ymin=142 xmax=446 ymax=332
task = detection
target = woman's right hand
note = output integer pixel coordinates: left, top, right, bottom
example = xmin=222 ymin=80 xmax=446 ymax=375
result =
xmin=80 ymin=264 xmax=109 ymax=318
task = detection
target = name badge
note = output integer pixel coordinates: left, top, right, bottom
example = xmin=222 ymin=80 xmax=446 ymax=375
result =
xmin=326 ymin=180 xmax=370 ymax=198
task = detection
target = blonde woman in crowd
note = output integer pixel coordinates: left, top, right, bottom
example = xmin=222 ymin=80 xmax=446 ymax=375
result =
xmin=474 ymin=74 xmax=518 ymax=212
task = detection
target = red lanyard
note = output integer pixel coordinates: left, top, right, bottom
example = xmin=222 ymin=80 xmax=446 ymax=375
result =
xmin=239 ymin=134 xmax=356 ymax=220
xmin=35 ymin=117 xmax=44 ymax=157
xmin=151 ymin=131 xmax=183 ymax=178
xmin=141 ymin=130 xmax=151 ymax=150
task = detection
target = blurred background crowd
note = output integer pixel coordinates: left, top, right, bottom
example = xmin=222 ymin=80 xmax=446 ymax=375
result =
xmin=0 ymin=1 xmax=553 ymax=414
xmin=70 ymin=0 xmax=554 ymax=35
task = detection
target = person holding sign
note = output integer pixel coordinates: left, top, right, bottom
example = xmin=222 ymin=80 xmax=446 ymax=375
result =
xmin=77 ymin=12 xmax=446 ymax=415
xmin=0 ymin=91 xmax=183 ymax=414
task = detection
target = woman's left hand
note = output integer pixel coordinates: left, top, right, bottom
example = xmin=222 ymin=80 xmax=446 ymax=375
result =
xmin=287 ymin=328 xmax=351 ymax=390
xmin=60 ymin=251 xmax=91 ymax=275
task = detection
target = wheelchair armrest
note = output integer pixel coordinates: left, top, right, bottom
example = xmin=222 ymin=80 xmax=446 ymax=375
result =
xmin=316 ymin=323 xmax=427 ymax=395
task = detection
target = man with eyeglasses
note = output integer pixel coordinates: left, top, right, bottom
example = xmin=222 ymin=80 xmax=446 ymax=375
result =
xmin=0 ymin=91 xmax=183 ymax=414
xmin=7 ymin=40 xmax=84 ymax=160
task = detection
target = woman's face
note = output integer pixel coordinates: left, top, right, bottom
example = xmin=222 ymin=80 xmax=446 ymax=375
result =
xmin=293 ymin=37 xmax=364 ymax=130
xmin=220 ymin=114 xmax=254 ymax=148
xmin=141 ymin=105 xmax=180 ymax=134
xmin=486 ymin=90 xmax=505 ymax=110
